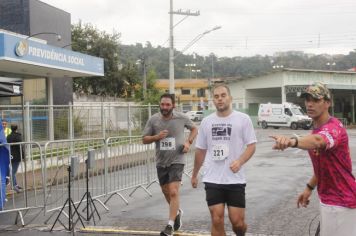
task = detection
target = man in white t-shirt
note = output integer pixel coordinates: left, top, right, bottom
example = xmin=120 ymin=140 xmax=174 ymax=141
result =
xmin=191 ymin=85 xmax=257 ymax=236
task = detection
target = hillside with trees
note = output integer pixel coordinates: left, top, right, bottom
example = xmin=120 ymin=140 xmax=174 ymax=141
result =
xmin=71 ymin=22 xmax=356 ymax=100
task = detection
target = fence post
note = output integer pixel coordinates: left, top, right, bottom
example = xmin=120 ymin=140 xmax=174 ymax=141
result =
xmin=24 ymin=102 xmax=31 ymax=208
xmin=69 ymin=102 xmax=74 ymax=139
xmin=69 ymin=102 xmax=74 ymax=155
xmin=25 ymin=102 xmax=31 ymax=143
xmin=104 ymin=139 xmax=108 ymax=195
xmin=48 ymin=106 xmax=54 ymax=141
xmin=148 ymin=103 xmax=152 ymax=118
xmin=87 ymin=105 xmax=90 ymax=138
xmin=101 ymin=103 xmax=106 ymax=138
xmin=108 ymin=103 xmax=111 ymax=137
xmin=128 ymin=103 xmax=132 ymax=137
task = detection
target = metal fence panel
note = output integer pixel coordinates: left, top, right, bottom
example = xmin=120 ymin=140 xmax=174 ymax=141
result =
xmin=0 ymin=142 xmax=45 ymax=226
xmin=43 ymin=138 xmax=106 ymax=213
xmin=104 ymin=136 xmax=155 ymax=205
xmin=1 ymin=104 xmax=160 ymax=142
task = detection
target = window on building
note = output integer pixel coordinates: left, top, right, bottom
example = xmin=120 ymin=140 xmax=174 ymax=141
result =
xmin=197 ymin=88 xmax=205 ymax=97
xmin=181 ymin=89 xmax=190 ymax=95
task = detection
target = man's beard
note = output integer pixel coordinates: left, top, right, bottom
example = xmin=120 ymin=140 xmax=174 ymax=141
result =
xmin=216 ymin=104 xmax=229 ymax=112
xmin=160 ymin=107 xmax=173 ymax=117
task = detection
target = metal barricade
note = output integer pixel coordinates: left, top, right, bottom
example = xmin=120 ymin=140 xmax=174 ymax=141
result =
xmin=104 ymin=136 xmax=155 ymax=205
xmin=182 ymin=130 xmax=197 ymax=178
xmin=0 ymin=142 xmax=44 ymax=226
xmin=337 ymin=118 xmax=348 ymax=127
xmin=43 ymin=138 xmax=108 ymax=220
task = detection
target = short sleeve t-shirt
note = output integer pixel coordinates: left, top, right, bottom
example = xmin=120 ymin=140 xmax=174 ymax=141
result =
xmin=309 ymin=117 xmax=356 ymax=208
xmin=195 ymin=111 xmax=257 ymax=184
xmin=142 ymin=111 xmax=195 ymax=167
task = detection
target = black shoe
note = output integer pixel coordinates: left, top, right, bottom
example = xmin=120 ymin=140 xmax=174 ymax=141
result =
xmin=160 ymin=224 xmax=173 ymax=236
xmin=174 ymin=209 xmax=183 ymax=231
xmin=13 ymin=186 xmax=21 ymax=193
xmin=5 ymin=177 xmax=10 ymax=186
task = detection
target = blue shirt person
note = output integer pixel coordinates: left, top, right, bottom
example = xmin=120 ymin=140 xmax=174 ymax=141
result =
xmin=0 ymin=118 xmax=10 ymax=210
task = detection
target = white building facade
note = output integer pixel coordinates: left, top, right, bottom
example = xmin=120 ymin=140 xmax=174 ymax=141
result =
xmin=228 ymin=68 xmax=356 ymax=124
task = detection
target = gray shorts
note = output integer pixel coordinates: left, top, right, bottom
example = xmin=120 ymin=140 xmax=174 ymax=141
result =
xmin=157 ymin=164 xmax=184 ymax=186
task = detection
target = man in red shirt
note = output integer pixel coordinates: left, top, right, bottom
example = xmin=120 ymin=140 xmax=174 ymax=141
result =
xmin=270 ymin=82 xmax=356 ymax=236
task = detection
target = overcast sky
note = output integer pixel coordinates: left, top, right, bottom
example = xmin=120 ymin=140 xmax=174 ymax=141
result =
xmin=41 ymin=0 xmax=356 ymax=57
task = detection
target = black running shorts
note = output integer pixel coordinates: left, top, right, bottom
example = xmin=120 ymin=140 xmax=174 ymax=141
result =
xmin=204 ymin=182 xmax=246 ymax=208
xmin=157 ymin=164 xmax=184 ymax=185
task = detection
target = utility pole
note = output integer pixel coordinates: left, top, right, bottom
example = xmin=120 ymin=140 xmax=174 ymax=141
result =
xmin=143 ymin=57 xmax=147 ymax=99
xmin=136 ymin=55 xmax=147 ymax=99
xmin=169 ymin=0 xmax=200 ymax=94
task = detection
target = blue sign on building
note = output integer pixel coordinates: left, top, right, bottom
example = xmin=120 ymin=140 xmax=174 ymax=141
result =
xmin=0 ymin=31 xmax=104 ymax=77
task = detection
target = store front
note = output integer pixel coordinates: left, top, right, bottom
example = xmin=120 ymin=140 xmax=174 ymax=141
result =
xmin=0 ymin=30 xmax=104 ymax=140
xmin=0 ymin=30 xmax=104 ymax=103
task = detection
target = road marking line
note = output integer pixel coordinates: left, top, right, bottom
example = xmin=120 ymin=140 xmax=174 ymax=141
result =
xmin=80 ymin=227 xmax=210 ymax=235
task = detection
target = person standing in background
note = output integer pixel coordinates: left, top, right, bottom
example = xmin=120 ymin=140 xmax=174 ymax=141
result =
xmin=2 ymin=120 xmax=11 ymax=137
xmin=270 ymin=82 xmax=356 ymax=236
xmin=7 ymin=124 xmax=24 ymax=193
xmin=0 ymin=118 xmax=10 ymax=210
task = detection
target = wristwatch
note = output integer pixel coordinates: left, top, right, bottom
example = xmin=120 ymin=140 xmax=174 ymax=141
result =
xmin=290 ymin=136 xmax=298 ymax=148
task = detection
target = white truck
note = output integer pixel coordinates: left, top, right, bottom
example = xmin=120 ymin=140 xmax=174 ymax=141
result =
xmin=257 ymin=102 xmax=312 ymax=130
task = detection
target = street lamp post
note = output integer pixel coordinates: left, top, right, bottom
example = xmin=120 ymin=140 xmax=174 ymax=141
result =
xmin=192 ymin=69 xmax=201 ymax=79
xmin=169 ymin=0 xmax=174 ymax=94
xmin=211 ymin=54 xmax=215 ymax=79
xmin=169 ymin=0 xmax=200 ymax=94
xmin=136 ymin=56 xmax=148 ymax=99
xmin=179 ymin=26 xmax=222 ymax=54
xmin=184 ymin=63 xmax=195 ymax=79
xmin=26 ymin=32 xmax=62 ymax=41
xmin=326 ymin=62 xmax=336 ymax=70
xmin=272 ymin=65 xmax=284 ymax=69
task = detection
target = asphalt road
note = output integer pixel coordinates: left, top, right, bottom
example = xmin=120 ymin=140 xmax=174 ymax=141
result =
xmin=1 ymin=128 xmax=356 ymax=236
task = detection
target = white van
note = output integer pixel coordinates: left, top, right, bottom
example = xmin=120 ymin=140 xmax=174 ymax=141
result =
xmin=185 ymin=110 xmax=204 ymax=121
xmin=257 ymin=102 xmax=312 ymax=130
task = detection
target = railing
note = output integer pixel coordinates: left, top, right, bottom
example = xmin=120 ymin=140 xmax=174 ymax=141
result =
xmin=0 ymin=135 xmax=196 ymax=226
xmin=0 ymin=142 xmax=45 ymax=226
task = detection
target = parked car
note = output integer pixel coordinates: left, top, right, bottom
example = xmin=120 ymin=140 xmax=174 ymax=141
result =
xmin=185 ymin=110 xmax=204 ymax=121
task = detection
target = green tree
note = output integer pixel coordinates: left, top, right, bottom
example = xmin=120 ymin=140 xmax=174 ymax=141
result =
xmin=135 ymin=69 xmax=162 ymax=104
xmin=120 ymin=61 xmax=140 ymax=98
xmin=71 ymin=21 xmax=125 ymax=97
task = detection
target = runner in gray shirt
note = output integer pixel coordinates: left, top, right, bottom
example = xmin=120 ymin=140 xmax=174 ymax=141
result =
xmin=143 ymin=93 xmax=198 ymax=236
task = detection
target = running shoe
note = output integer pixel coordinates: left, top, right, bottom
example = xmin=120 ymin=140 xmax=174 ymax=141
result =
xmin=160 ymin=224 xmax=173 ymax=236
xmin=174 ymin=208 xmax=183 ymax=231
